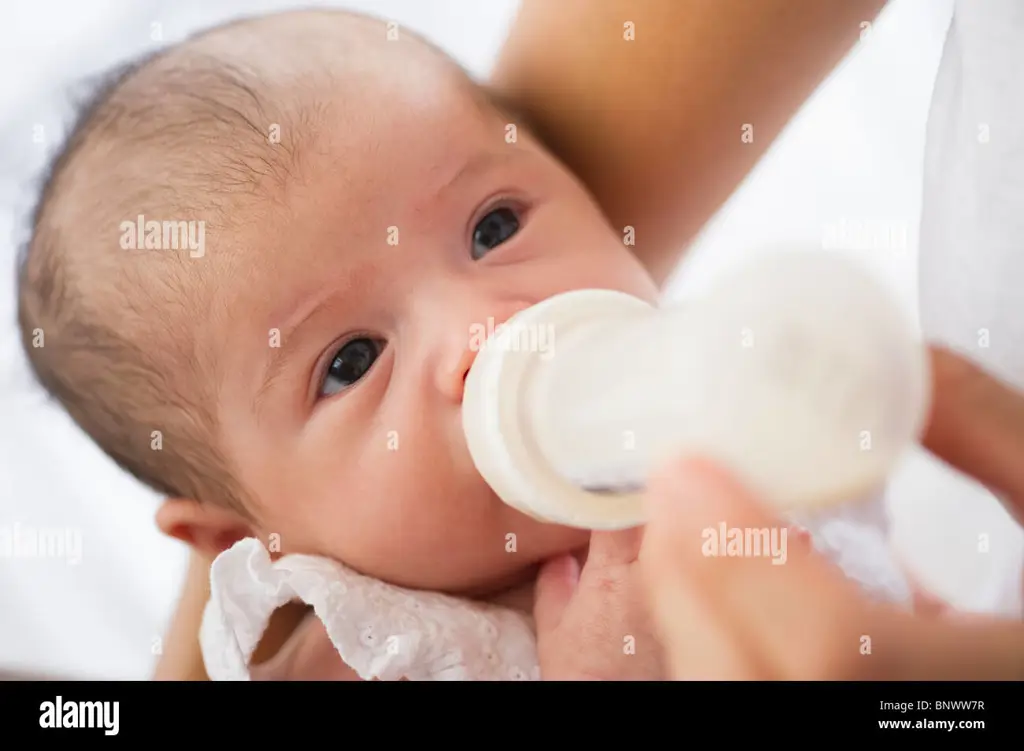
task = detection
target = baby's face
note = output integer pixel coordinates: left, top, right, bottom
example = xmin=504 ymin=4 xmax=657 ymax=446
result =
xmin=213 ymin=61 xmax=658 ymax=595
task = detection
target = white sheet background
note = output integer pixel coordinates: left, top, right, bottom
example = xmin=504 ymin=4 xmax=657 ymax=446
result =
xmin=1 ymin=0 xmax=1020 ymax=680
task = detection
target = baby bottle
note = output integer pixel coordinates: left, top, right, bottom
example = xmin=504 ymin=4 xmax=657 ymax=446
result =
xmin=461 ymin=249 xmax=930 ymax=530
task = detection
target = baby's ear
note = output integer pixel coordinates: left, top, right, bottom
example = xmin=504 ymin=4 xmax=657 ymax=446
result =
xmin=156 ymin=497 xmax=254 ymax=559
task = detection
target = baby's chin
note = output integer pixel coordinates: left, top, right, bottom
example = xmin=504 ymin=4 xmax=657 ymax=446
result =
xmin=455 ymin=519 xmax=590 ymax=600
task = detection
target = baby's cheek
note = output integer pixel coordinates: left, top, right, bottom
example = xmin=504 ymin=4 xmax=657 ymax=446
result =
xmin=336 ymin=474 xmax=498 ymax=587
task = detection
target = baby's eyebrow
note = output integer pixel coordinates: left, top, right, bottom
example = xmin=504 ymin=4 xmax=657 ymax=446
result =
xmin=253 ymin=289 xmax=335 ymax=414
xmin=435 ymin=150 xmax=518 ymax=201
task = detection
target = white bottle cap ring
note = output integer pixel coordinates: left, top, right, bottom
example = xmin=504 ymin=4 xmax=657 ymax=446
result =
xmin=462 ymin=290 xmax=653 ymax=530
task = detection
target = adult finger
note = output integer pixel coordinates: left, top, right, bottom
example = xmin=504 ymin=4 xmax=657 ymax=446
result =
xmin=640 ymin=455 xmax=884 ymax=680
xmin=640 ymin=476 xmax=768 ymax=679
xmin=922 ymin=345 xmax=1024 ymax=526
xmin=533 ymin=554 xmax=580 ymax=635
xmin=584 ymin=526 xmax=645 ymax=568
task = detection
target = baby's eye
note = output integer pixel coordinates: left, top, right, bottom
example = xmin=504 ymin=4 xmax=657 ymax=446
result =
xmin=471 ymin=206 xmax=520 ymax=260
xmin=320 ymin=337 xmax=384 ymax=398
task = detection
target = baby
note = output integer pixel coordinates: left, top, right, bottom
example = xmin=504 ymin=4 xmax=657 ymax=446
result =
xmin=17 ymin=8 xmax=911 ymax=680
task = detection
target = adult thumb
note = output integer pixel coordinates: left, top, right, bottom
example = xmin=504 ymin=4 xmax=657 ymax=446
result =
xmin=533 ymin=554 xmax=580 ymax=634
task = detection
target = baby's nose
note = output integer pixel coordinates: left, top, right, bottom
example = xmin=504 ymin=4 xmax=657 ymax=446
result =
xmin=436 ymin=304 xmax=531 ymax=403
xmin=435 ymin=335 xmax=478 ymax=405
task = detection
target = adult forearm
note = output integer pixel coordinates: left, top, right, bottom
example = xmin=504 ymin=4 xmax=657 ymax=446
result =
xmin=490 ymin=0 xmax=890 ymax=287
xmin=153 ymin=549 xmax=212 ymax=680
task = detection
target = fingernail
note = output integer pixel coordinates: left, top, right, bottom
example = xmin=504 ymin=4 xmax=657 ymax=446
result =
xmin=554 ymin=553 xmax=580 ymax=586
xmin=566 ymin=553 xmax=581 ymax=584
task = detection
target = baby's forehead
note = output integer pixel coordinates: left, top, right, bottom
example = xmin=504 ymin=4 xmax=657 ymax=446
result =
xmin=213 ymin=84 xmax=509 ymax=293
xmin=148 ymin=14 xmax=509 ymax=310
xmin=74 ymin=11 xmax=502 ymax=267
xmin=189 ymin=14 xmax=503 ymax=213
xmin=192 ymin=10 xmax=490 ymax=130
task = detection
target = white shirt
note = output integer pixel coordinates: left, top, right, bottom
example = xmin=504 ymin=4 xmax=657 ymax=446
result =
xmin=912 ymin=0 xmax=1024 ymax=615
xmin=919 ymin=0 xmax=1024 ymax=383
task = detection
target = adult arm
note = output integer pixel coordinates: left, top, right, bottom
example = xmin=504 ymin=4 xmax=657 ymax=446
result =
xmin=152 ymin=549 xmax=212 ymax=680
xmin=489 ymin=0 xmax=890 ymax=287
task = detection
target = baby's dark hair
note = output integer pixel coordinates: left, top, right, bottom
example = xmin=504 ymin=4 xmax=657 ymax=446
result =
xmin=19 ymin=55 xmax=261 ymax=516
xmin=14 ymin=14 xmax=344 ymax=517
xmin=16 ymin=10 xmax=527 ymax=517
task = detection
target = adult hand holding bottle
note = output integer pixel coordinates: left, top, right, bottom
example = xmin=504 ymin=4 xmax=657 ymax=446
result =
xmin=639 ymin=347 xmax=1024 ymax=680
